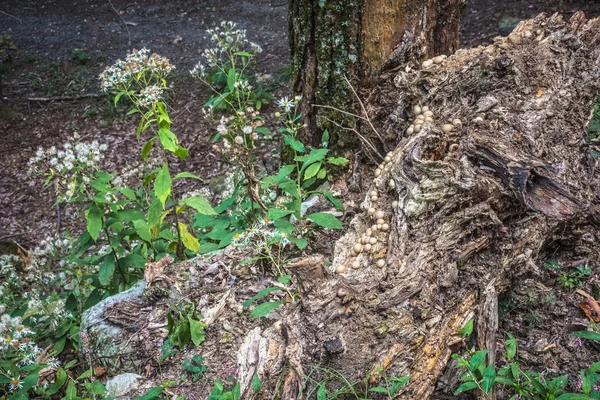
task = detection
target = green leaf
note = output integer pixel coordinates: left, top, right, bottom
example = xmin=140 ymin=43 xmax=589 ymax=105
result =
xmin=227 ymin=67 xmax=237 ymax=92
xmin=141 ymin=138 xmax=154 ymax=161
xmin=188 ymin=316 xmax=207 ymax=346
xmin=556 ymin=395 xmax=594 ymax=400
xmin=494 ymin=376 xmax=514 ymax=385
xmin=174 ymin=172 xmax=204 ymax=181
xmin=283 ymin=134 xmax=305 ymax=153
xmin=317 ymin=384 xmax=327 ymax=400
xmin=571 ymin=331 xmax=600 ymax=342
xmin=460 ymin=319 xmax=474 ymax=337
xmin=469 ymin=349 xmax=488 ymax=372
xmin=304 ymin=162 xmax=321 ymax=180
xmin=255 ymin=126 xmax=271 ymax=135
xmin=99 ymin=255 xmax=116 ymax=286
xmin=266 ymin=208 xmax=293 ymax=221
xmin=369 ymin=387 xmax=389 ymax=393
xmin=324 ymin=192 xmax=344 ymax=211
xmin=251 ymin=301 xmax=284 ymax=318
xmin=454 ymin=381 xmax=479 ymax=395
xmin=482 ymin=364 xmax=496 ymax=393
xmin=252 ymin=374 xmax=261 ymax=393
xmin=154 ymin=164 xmax=172 ymax=208
xmin=243 ymin=287 xmax=283 ymax=307
xmin=180 ymin=196 xmax=216 ymax=215
xmin=307 ymin=212 xmax=342 ymax=229
xmin=174 ymin=146 xmax=189 ymax=159
xmin=86 ymin=204 xmax=103 ymax=241
xmin=158 ymin=128 xmax=178 ymax=152
xmin=148 ymin=198 xmax=163 ymax=228
xmin=135 ymin=386 xmax=165 ymax=400
xmin=134 ymin=219 xmax=152 ymax=242
xmin=321 ymin=129 xmax=329 ymax=146
xmin=179 ymin=222 xmax=200 ymax=252
xmin=118 ymin=209 xmax=145 ymax=221
xmin=326 ymin=157 xmax=349 ymax=166
xmin=297 ymin=148 xmax=329 ymax=172
xmin=66 ymin=379 xmax=77 ymax=400
xmin=278 ymin=275 xmax=292 ymax=285
xmin=119 ymin=187 xmax=136 ymax=200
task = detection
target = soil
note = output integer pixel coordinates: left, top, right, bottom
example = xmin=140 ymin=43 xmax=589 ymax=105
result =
xmin=2 ymin=1 xmax=600 ymax=399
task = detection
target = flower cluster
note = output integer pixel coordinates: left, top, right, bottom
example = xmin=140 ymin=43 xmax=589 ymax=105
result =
xmin=99 ymin=48 xmax=174 ymax=92
xmin=230 ymin=219 xmax=291 ymax=251
xmin=277 ymin=95 xmax=302 ymax=113
xmin=99 ymin=48 xmax=174 ymax=108
xmin=190 ymin=21 xmax=262 ymax=79
xmin=28 ymin=138 xmax=108 ymax=202
xmin=212 ymin=106 xmax=267 ymax=156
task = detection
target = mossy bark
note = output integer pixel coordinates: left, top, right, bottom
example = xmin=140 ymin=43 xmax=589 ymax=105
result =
xmin=289 ymin=0 xmax=464 ymax=150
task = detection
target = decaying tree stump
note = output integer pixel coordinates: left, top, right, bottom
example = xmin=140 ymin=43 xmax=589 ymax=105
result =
xmin=83 ymin=12 xmax=600 ymax=399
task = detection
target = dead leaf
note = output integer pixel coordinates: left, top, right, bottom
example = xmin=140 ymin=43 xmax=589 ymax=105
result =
xmin=536 ymin=89 xmax=544 ymax=97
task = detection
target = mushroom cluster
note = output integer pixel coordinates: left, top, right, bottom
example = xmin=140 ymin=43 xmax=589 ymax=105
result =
xmin=421 ymin=54 xmax=447 ymax=68
xmin=407 ymin=105 xmax=463 ymax=137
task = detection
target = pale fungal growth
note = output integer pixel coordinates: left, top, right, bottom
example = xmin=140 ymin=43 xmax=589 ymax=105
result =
xmin=337 ymin=288 xmax=347 ymax=298
xmin=384 ymin=156 xmax=391 ymax=163
xmin=371 ymin=225 xmax=378 ymax=233
xmin=364 ymin=243 xmax=372 ymax=251
xmin=424 ymin=110 xmax=434 ymax=117
xmin=375 ymin=210 xmax=385 ymax=219
xmin=382 ymin=223 xmax=390 ymax=232
xmin=453 ymin=118 xmax=462 ymax=126
xmin=336 ymin=264 xmax=346 ymax=274
xmin=389 ymin=179 xmax=396 ymax=189
xmin=442 ymin=124 xmax=454 ymax=133
xmin=351 ymin=249 xmax=358 ymax=257
xmin=354 ymin=243 xmax=363 ymax=253
xmin=366 ymin=228 xmax=372 ymax=236
xmin=371 ymin=195 xmax=379 ymax=202
xmin=361 ymin=236 xmax=367 ymax=244
xmin=474 ymin=116 xmax=484 ymax=124
xmin=368 ymin=207 xmax=376 ymax=215
xmin=370 ymin=190 xmax=378 ymax=197
xmin=387 ymin=152 xmax=393 ymax=158
xmin=392 ymin=200 xmax=398 ymax=209
xmin=376 ymin=218 xmax=385 ymax=225
xmin=377 ymin=224 xmax=382 ymax=230
xmin=413 ymin=105 xmax=422 ymax=115
xmin=374 ymin=169 xmax=381 ymax=177
xmin=422 ymin=106 xmax=430 ymax=113
xmin=433 ymin=56 xmax=444 ymax=64
xmin=422 ymin=59 xmax=433 ymax=68
xmin=376 ymin=259 xmax=386 ymax=268
xmin=351 ymin=260 xmax=361 ymax=269
xmin=414 ymin=125 xmax=422 ymax=133
xmin=369 ymin=237 xmax=377 ymax=245
xmin=523 ymin=30 xmax=532 ymax=38
xmin=407 ymin=126 xmax=414 ymax=135
xmin=424 ymin=116 xmax=433 ymax=123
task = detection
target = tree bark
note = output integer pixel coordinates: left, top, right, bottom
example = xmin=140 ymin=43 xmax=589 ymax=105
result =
xmin=289 ymin=0 xmax=464 ymax=150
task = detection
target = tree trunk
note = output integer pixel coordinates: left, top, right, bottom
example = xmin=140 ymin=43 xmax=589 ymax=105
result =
xmin=288 ymin=0 xmax=464 ymax=150
xmin=83 ymin=12 xmax=600 ymax=400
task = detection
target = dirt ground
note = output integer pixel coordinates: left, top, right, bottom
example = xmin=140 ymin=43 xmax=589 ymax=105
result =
xmin=2 ymin=1 xmax=600 ymax=399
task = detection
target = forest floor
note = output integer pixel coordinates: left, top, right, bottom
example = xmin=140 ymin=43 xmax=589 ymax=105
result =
xmin=1 ymin=0 xmax=600 ymax=399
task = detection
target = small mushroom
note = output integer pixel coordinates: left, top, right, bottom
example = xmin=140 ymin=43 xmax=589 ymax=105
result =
xmin=392 ymin=200 xmax=398 ymax=209
xmin=389 ymin=179 xmax=396 ymax=189
xmin=422 ymin=106 xmax=430 ymax=113
xmin=424 ymin=110 xmax=434 ymax=117
xmin=433 ymin=56 xmax=444 ymax=64
xmin=387 ymin=152 xmax=393 ymax=158
xmin=366 ymin=228 xmax=372 ymax=237
xmin=376 ymin=224 xmax=383 ymax=230
xmin=384 ymin=156 xmax=391 ymax=163
xmin=473 ymin=116 xmax=484 ymax=124
xmin=424 ymin=116 xmax=433 ymax=123
xmin=354 ymin=243 xmax=363 ymax=253
xmin=336 ymin=264 xmax=346 ymax=274
xmin=337 ymin=288 xmax=347 ymax=297
xmin=375 ymin=210 xmax=385 ymax=219
xmin=381 ymin=223 xmax=390 ymax=232
xmin=371 ymin=196 xmax=379 ymax=202
xmin=414 ymin=125 xmax=422 ymax=133
xmin=422 ymin=59 xmax=433 ymax=68
xmin=376 ymin=259 xmax=386 ymax=268
xmin=452 ymin=118 xmax=462 ymax=126
xmin=369 ymin=237 xmax=377 ymax=245
xmin=374 ymin=169 xmax=381 ymax=177
xmin=376 ymin=218 xmax=385 ymax=225
xmin=442 ymin=124 xmax=454 ymax=133
xmin=364 ymin=243 xmax=372 ymax=252
xmin=370 ymin=190 xmax=378 ymax=197
xmin=413 ymin=105 xmax=422 ymax=115
xmin=351 ymin=260 xmax=361 ymax=269
xmin=407 ymin=126 xmax=414 ymax=135
xmin=368 ymin=207 xmax=376 ymax=215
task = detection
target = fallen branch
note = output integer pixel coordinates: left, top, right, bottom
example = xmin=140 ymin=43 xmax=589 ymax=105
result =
xmin=0 ymin=9 xmax=22 ymax=23
xmin=27 ymin=94 xmax=102 ymax=102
